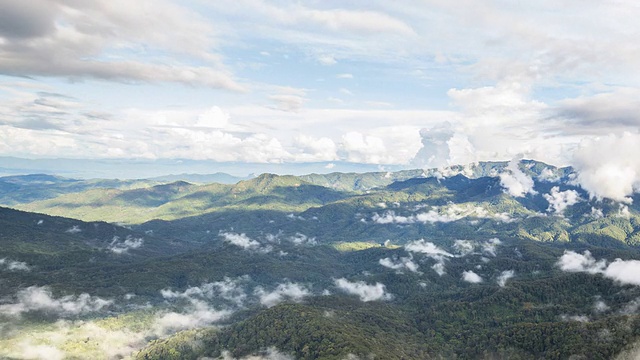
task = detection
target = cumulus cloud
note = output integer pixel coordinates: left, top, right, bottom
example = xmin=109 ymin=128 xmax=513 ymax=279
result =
xmin=340 ymin=127 xmax=422 ymax=164
xmin=544 ymin=187 xmax=582 ymax=215
xmin=573 ymin=132 xmax=640 ymax=202
xmin=462 ymin=270 xmax=483 ymax=283
xmin=557 ymin=250 xmax=607 ymax=274
xmin=254 ymin=282 xmax=311 ymax=307
xmin=108 ymin=236 xmax=144 ymax=254
xmin=0 ymin=258 xmax=31 ymax=271
xmin=0 ymin=286 xmax=112 ymax=317
xmin=499 ymin=159 xmax=537 ymax=197
xmin=558 ymin=251 xmax=640 ymax=286
xmin=334 ymin=278 xmax=392 ymax=302
xmin=292 ymin=135 xmax=338 ymax=162
xmin=497 ymin=270 xmax=515 ymax=287
xmin=379 ymin=255 xmax=420 ymax=273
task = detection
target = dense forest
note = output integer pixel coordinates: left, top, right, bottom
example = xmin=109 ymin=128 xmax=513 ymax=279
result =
xmin=1 ymin=160 xmax=640 ymax=359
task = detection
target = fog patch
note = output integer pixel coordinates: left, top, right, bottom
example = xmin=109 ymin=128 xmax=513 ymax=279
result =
xmin=152 ymin=301 xmax=232 ymax=336
xmin=217 ymin=347 xmax=294 ymax=360
xmin=560 ymin=314 xmax=590 ymax=322
xmin=379 ymin=255 xmax=420 ymax=273
xmin=0 ymin=286 xmax=112 ymax=318
xmin=481 ymin=238 xmax=502 ymax=256
xmin=108 ymin=235 xmax=144 ymax=254
xmin=288 ymin=233 xmax=317 ymax=246
xmin=405 ymin=239 xmax=453 ymax=275
xmin=220 ymin=232 xmax=271 ymax=252
xmin=497 ymin=270 xmax=515 ymax=287
xmin=372 ymin=204 xmax=514 ymax=225
xmin=0 ymin=258 xmax=31 ymax=271
xmin=65 ymin=225 xmax=82 ymax=234
xmin=160 ymin=276 xmax=249 ymax=308
xmin=254 ymin=282 xmax=311 ymax=308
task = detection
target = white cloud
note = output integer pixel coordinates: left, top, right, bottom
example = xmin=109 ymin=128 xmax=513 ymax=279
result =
xmin=0 ymin=258 xmax=31 ymax=271
xmin=220 ymin=232 xmax=262 ymax=250
xmin=340 ymin=127 xmax=422 ymax=164
xmin=497 ymin=270 xmax=515 ymax=287
xmin=594 ymin=300 xmax=610 ymax=313
xmin=15 ymin=342 xmax=65 ymax=360
xmin=557 ymin=250 xmax=607 ymax=274
xmin=404 ymin=239 xmax=453 ymax=259
xmin=453 ymin=240 xmax=475 ymax=256
xmin=152 ymin=300 xmax=232 ymax=336
xmin=499 ymin=159 xmax=537 ymax=197
xmin=431 ymin=262 xmax=446 ymax=276
xmin=65 ymin=225 xmax=81 ymax=233
xmin=337 ymin=73 xmax=353 ymax=79
xmin=218 ymin=347 xmax=294 ymax=360
xmin=334 ymin=278 xmax=392 ymax=302
xmin=292 ymin=135 xmax=338 ymax=162
xmin=255 ymin=282 xmax=311 ymax=307
xmin=481 ymin=238 xmax=502 ymax=257
xmin=0 ymin=286 xmax=112 ymax=317
xmin=558 ymin=251 xmax=640 ymax=286
xmin=462 ymin=270 xmax=483 ymax=283
xmin=287 ymin=233 xmax=317 ymax=246
xmin=372 ymin=205 xmax=514 ymax=225
xmin=160 ymin=277 xmax=249 ymax=308
xmin=538 ymin=168 xmax=561 ymax=182
xmin=108 ymin=236 xmax=144 ymax=254
xmin=379 ymin=255 xmax=420 ymax=273
xmin=572 ymin=132 xmax=640 ymax=202
xmin=405 ymin=239 xmax=453 ymax=275
xmin=317 ymin=55 xmax=337 ymax=66
xmin=372 ymin=211 xmax=413 ymax=224
xmin=155 ymin=278 xmax=253 ymax=335
xmin=544 ymin=186 xmax=582 ymax=215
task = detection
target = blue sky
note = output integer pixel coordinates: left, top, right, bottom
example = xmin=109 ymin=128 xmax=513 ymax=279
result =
xmin=1 ymin=0 xmax=639 ymax=178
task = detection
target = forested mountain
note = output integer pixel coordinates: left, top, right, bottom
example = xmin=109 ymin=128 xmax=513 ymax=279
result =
xmin=2 ymin=160 xmax=640 ymax=359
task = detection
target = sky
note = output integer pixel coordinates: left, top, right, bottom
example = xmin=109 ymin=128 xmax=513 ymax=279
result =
xmin=1 ymin=0 xmax=640 ymax=177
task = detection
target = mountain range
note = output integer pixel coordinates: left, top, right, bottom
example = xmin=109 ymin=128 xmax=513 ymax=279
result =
xmin=1 ymin=159 xmax=640 ymax=359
